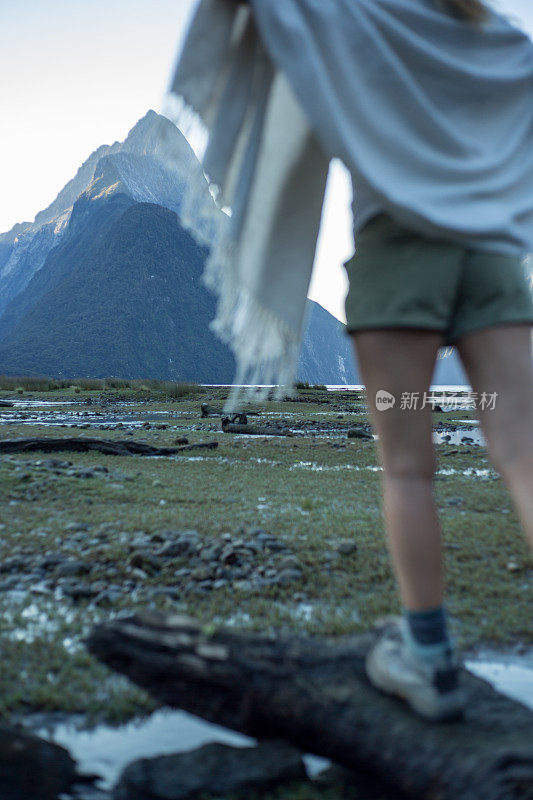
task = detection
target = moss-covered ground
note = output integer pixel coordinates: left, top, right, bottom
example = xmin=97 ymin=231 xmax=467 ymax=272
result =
xmin=0 ymin=384 xmax=531 ymax=736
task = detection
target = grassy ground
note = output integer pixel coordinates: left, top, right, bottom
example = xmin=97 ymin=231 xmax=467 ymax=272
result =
xmin=0 ymin=383 xmax=531 ymax=733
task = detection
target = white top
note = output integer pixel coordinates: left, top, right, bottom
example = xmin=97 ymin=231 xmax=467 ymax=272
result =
xmin=251 ymin=0 xmax=533 ymax=256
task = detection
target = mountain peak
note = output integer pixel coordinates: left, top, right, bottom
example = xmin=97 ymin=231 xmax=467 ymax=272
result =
xmin=1 ymin=111 xmax=197 ymax=241
xmin=121 ymin=110 xmax=197 ymax=167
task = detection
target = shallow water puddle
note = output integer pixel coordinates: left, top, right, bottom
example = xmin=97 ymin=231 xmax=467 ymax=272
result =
xmin=29 ymin=654 xmax=533 ymax=795
xmin=434 ymin=429 xmax=484 ymax=446
xmin=32 ymin=710 xmax=328 ymax=791
xmin=6 ymin=400 xmax=86 ymax=407
xmin=289 ymin=461 xmax=496 ymax=479
xmin=0 ymin=409 xmax=191 ymax=427
xmin=466 ymin=659 xmax=533 ymax=708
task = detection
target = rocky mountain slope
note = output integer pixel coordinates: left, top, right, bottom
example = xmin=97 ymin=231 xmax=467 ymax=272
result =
xmin=0 ymin=111 xmax=470 ymax=385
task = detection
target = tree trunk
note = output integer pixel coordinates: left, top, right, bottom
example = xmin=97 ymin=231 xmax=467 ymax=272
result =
xmin=0 ymin=437 xmax=218 ymax=456
xmin=87 ymin=612 xmax=533 ymax=800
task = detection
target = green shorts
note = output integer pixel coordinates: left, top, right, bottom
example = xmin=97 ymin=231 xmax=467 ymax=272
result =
xmin=343 ymin=213 xmax=533 ymax=346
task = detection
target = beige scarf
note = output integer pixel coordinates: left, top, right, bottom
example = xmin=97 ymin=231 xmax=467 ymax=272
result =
xmin=165 ymin=0 xmax=329 ymax=410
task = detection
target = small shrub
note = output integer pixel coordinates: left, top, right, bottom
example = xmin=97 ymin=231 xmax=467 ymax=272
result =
xmin=104 ymin=377 xmax=132 ymax=389
xmin=76 ymin=379 xmax=105 ymax=391
xmin=164 ymin=381 xmax=201 ymax=398
xmin=128 ymin=379 xmax=201 ymax=397
xmin=0 ymin=374 xmax=61 ymax=392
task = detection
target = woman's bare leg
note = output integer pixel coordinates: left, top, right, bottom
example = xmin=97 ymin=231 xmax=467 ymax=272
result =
xmin=350 ymin=328 xmax=445 ymax=610
xmin=454 ymin=324 xmax=533 ymax=549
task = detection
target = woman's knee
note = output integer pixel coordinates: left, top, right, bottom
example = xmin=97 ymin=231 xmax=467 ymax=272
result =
xmin=381 ymin=448 xmax=437 ymax=479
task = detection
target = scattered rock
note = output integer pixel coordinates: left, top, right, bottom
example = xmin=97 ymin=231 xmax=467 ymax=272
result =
xmin=128 ymin=551 xmax=162 ymax=573
xmin=60 ymin=583 xmax=99 ymax=601
xmin=335 ymin=540 xmax=358 ymax=556
xmin=277 ymin=568 xmax=303 ymax=584
xmin=347 ymin=427 xmax=373 ymax=440
xmin=0 ymin=576 xmax=21 ymax=591
xmin=94 ymin=589 xmax=122 ymax=607
xmin=65 ymin=522 xmax=90 ymax=532
xmin=112 ymin=740 xmax=306 ymax=800
xmin=156 ymin=532 xmax=201 ymax=559
xmin=56 ymin=560 xmax=92 ymax=578
xmin=278 ymin=555 xmax=301 ymax=569
xmin=0 ymin=556 xmax=27 ymax=573
xmin=0 ymin=725 xmax=77 ymax=800
xmin=67 ymin=468 xmax=97 ymax=479
xmin=191 ymin=564 xmax=216 ymax=582
xmin=40 ymin=553 xmax=69 ymax=570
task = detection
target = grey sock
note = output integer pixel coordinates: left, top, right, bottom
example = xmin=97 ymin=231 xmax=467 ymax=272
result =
xmin=403 ymin=606 xmax=453 ymax=662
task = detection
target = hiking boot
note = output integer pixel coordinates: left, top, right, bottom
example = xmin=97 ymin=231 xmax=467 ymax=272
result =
xmin=365 ymin=617 xmax=465 ymax=721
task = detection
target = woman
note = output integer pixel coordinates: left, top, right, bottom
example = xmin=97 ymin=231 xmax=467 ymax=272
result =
xmin=173 ymin=0 xmax=533 ymax=720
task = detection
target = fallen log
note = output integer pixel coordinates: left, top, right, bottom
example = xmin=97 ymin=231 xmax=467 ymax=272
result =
xmin=201 ymin=404 xmax=261 ymax=418
xmin=221 ymin=419 xmax=293 ymax=436
xmin=0 ymin=437 xmax=218 ymax=456
xmin=87 ymin=612 xmax=533 ymax=800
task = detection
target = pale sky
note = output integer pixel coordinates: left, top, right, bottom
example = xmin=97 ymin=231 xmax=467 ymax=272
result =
xmin=1 ymin=0 xmax=532 ymax=321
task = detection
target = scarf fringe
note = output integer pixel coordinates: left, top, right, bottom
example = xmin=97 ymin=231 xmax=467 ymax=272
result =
xmin=163 ymin=99 xmax=301 ymax=412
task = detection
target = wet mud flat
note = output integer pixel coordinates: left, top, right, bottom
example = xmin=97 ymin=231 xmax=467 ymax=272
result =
xmin=0 ymin=384 xmax=531 ymax=799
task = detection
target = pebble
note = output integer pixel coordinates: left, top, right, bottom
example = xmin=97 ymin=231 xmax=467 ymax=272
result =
xmin=347 ymin=427 xmax=373 ymax=440
xmin=0 ymin=555 xmax=27 ymax=573
xmin=39 ymin=553 xmax=68 ymax=570
xmin=128 ymin=551 xmax=163 ymax=573
xmin=335 ymin=540 xmax=358 ymax=556
xmin=60 ymin=583 xmax=99 ymax=601
xmin=0 ymin=575 xmax=20 ymax=591
xmin=191 ymin=565 xmax=216 ymax=582
xmin=66 ymin=468 xmax=96 ymax=479
xmin=277 ymin=568 xmax=303 ymax=584
xmin=56 ymin=560 xmax=92 ymax=578
xmin=65 ymin=522 xmax=90 ymax=532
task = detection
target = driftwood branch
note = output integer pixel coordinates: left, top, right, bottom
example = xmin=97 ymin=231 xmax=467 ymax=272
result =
xmin=221 ymin=419 xmax=293 ymax=436
xmin=87 ymin=613 xmax=533 ymax=800
xmin=201 ymin=404 xmax=261 ymax=419
xmin=0 ymin=437 xmax=218 ymax=457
